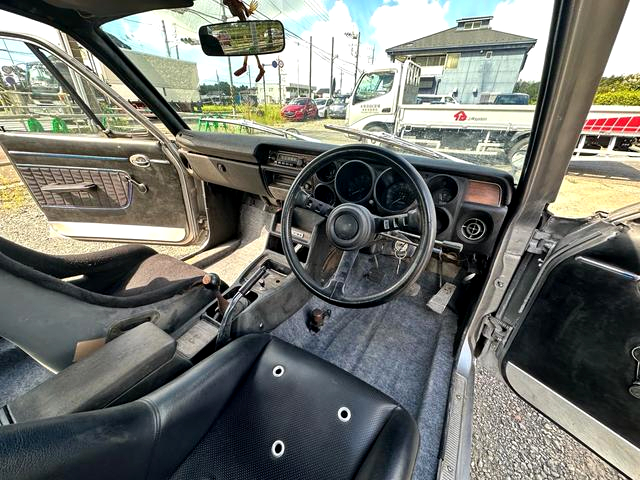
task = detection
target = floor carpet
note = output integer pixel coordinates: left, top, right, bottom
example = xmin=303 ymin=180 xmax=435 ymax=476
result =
xmin=273 ymin=276 xmax=458 ymax=480
xmin=0 ymin=338 xmax=52 ymax=407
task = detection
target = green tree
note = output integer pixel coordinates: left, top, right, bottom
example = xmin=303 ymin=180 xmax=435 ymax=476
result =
xmin=514 ymin=80 xmax=540 ymax=104
xmin=199 ymin=81 xmax=231 ymax=96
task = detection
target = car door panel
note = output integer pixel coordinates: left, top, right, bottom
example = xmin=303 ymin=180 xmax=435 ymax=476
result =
xmin=0 ymin=131 xmax=197 ymax=243
xmin=0 ymin=32 xmax=206 ymax=246
xmin=499 ymin=220 xmax=640 ymax=478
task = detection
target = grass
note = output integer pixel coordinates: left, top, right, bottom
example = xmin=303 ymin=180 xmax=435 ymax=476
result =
xmin=199 ymin=104 xmax=284 ymax=127
xmin=0 ymin=184 xmax=29 ymax=210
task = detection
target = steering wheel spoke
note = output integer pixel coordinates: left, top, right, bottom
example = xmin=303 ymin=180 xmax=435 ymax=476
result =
xmin=294 ymin=190 xmax=334 ymax=217
xmin=322 ymin=249 xmax=359 ymax=299
xmin=373 ymin=208 xmax=420 ymax=233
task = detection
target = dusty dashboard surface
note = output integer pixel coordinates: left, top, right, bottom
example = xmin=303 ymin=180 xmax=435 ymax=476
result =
xmin=175 ymin=131 xmax=513 ymax=256
xmin=260 ymin=146 xmax=511 ymax=256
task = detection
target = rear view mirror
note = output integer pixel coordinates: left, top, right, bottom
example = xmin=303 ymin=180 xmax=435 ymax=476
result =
xmin=199 ymin=20 xmax=285 ymax=57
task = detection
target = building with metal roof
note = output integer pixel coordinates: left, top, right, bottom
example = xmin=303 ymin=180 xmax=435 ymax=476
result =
xmin=386 ymin=16 xmax=536 ymax=104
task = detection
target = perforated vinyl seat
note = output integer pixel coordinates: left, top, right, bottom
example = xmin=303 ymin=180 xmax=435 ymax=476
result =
xmin=0 ymin=334 xmax=420 ymax=480
xmin=0 ymin=237 xmax=217 ymax=372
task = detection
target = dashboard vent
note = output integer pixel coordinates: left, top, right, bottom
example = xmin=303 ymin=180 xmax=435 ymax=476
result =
xmin=460 ymin=217 xmax=488 ymax=242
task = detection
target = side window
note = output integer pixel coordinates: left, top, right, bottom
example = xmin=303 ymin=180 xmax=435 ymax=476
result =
xmin=353 ymin=72 xmax=395 ymax=104
xmin=0 ymin=38 xmax=146 ymax=135
xmin=549 ymin=10 xmax=640 ymax=218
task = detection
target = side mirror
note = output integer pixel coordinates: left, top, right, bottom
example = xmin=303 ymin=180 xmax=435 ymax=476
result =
xmin=199 ymin=20 xmax=285 ymax=57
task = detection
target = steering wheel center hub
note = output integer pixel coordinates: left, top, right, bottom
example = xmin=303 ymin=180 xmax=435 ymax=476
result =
xmin=326 ymin=204 xmax=374 ymax=250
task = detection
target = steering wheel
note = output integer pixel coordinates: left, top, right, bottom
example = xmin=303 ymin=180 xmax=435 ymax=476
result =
xmin=281 ymin=144 xmax=437 ymax=308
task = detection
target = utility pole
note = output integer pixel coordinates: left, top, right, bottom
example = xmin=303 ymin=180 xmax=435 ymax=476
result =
xmin=354 ymin=33 xmax=360 ymax=87
xmin=262 ymin=73 xmax=267 ymax=107
xmin=371 ymin=45 xmax=375 ymax=64
xmin=277 ymin=59 xmax=282 ymax=105
xmin=345 ymin=31 xmax=361 ymax=90
xmin=173 ymin=24 xmax=180 ymax=59
xmin=340 ymin=69 xmax=343 ymax=94
xmin=329 ymin=37 xmax=334 ymax=98
xmin=161 ymin=20 xmax=171 ymax=57
xmin=227 ymin=57 xmax=235 ymax=111
xmin=308 ymin=36 xmax=312 ymax=98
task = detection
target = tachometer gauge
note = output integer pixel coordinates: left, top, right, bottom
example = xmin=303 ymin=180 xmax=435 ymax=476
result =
xmin=374 ymin=168 xmax=417 ymax=213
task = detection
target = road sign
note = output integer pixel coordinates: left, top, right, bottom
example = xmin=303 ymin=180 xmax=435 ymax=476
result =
xmin=278 ymin=60 xmax=284 ymax=69
xmin=272 ymin=60 xmax=278 ymax=68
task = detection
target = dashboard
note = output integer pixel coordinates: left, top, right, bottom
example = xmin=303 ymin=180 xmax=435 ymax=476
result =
xmin=261 ymin=150 xmax=509 ymax=255
xmin=175 ymin=131 xmax=513 ymax=256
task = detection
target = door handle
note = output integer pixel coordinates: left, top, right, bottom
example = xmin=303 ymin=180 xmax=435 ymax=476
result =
xmin=41 ymin=182 xmax=97 ymax=193
xmin=127 ymin=176 xmax=148 ymax=193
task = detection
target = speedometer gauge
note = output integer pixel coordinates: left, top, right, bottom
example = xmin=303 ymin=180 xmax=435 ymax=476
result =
xmin=374 ymin=168 xmax=417 ymax=213
xmin=335 ymin=160 xmax=375 ymax=203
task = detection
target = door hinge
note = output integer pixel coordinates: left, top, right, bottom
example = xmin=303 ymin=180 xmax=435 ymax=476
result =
xmin=479 ymin=314 xmax=513 ymax=354
xmin=526 ymin=229 xmax=556 ymax=254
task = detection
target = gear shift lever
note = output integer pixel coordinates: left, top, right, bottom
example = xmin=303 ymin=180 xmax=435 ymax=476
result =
xmin=216 ymin=265 xmax=268 ymax=348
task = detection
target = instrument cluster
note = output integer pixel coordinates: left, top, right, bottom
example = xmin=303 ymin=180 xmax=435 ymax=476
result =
xmin=314 ymin=160 xmax=425 ymax=214
xmin=313 ymin=160 xmax=461 ymax=215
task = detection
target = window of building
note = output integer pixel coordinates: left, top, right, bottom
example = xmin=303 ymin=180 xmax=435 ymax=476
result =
xmin=445 ymin=53 xmax=460 ymax=69
xmin=415 ymin=55 xmax=446 ymax=67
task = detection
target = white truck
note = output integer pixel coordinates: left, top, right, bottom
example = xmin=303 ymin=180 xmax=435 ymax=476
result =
xmin=345 ymin=60 xmax=640 ymax=167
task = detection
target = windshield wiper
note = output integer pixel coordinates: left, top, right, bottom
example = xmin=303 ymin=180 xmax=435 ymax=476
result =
xmin=200 ymin=116 xmax=321 ymax=143
xmin=324 ymin=124 xmax=469 ymax=163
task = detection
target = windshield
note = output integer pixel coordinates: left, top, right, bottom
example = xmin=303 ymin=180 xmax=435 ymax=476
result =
xmin=102 ymin=0 xmax=560 ymax=180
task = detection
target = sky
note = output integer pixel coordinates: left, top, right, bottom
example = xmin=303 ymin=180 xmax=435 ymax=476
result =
xmin=0 ymin=0 xmax=638 ymax=94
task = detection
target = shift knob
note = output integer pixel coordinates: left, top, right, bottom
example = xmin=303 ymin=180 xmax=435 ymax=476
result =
xmin=202 ymin=273 xmax=222 ymax=290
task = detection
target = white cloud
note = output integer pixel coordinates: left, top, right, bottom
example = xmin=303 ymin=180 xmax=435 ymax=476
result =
xmin=603 ymin=0 xmax=640 ymax=76
xmin=0 ymin=11 xmax=60 ymax=46
xmin=369 ymin=0 xmax=449 ymax=60
xmin=276 ymin=0 xmax=362 ymax=93
xmin=492 ymin=0 xmax=640 ymax=80
xmin=491 ymin=0 xmax=554 ymax=81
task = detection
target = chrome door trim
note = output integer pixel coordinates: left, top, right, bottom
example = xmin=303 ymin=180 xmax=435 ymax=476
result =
xmin=0 ymin=31 xmax=206 ymax=246
xmin=50 ymin=222 xmax=186 ymax=243
xmin=437 ymin=340 xmax=474 ymax=480
xmin=505 ymin=362 xmax=640 ymax=479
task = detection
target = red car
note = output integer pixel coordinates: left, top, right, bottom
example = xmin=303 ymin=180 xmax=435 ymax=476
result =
xmin=280 ymin=97 xmax=318 ymax=121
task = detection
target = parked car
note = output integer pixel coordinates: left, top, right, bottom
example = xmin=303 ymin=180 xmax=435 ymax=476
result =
xmin=314 ymin=98 xmax=333 ymax=118
xmin=328 ymin=97 xmax=347 ymax=119
xmin=280 ymin=97 xmax=318 ymax=121
xmin=416 ymin=94 xmax=458 ymax=104
xmin=479 ymin=92 xmax=531 ymax=105
xmin=494 ymin=93 xmax=530 ymax=105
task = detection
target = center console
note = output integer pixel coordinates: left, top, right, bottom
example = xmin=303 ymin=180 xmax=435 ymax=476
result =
xmin=173 ymin=201 xmax=325 ymax=361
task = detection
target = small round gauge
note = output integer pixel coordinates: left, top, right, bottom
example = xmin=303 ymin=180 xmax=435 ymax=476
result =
xmin=313 ymin=184 xmax=336 ymax=205
xmin=335 ymin=160 xmax=375 ymax=203
xmin=316 ymin=162 xmax=337 ymax=183
xmin=374 ymin=168 xmax=417 ymax=213
xmin=427 ymin=175 xmax=459 ymax=206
